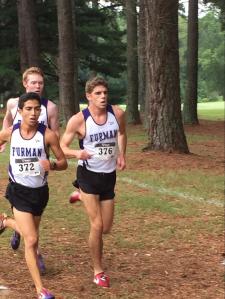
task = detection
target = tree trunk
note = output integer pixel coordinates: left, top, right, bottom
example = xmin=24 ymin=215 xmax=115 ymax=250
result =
xmin=138 ymin=0 xmax=146 ymax=116
xmin=71 ymin=0 xmax=80 ymax=113
xmin=22 ymin=0 xmax=40 ymax=67
xmin=57 ymin=0 xmax=77 ymax=123
xmin=144 ymin=0 xmax=189 ymax=153
xmin=16 ymin=0 xmax=29 ymax=72
xmin=125 ymin=0 xmax=141 ymax=124
xmin=183 ymin=0 xmax=199 ymax=124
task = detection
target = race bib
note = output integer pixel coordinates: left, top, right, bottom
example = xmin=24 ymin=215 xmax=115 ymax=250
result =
xmin=94 ymin=142 xmax=117 ymax=160
xmin=14 ymin=157 xmax=40 ymax=176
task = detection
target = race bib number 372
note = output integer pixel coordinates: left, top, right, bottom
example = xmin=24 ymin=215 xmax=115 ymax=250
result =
xmin=14 ymin=157 xmax=40 ymax=176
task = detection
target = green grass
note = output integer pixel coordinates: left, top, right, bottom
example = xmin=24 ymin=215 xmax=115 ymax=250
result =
xmin=118 ymin=101 xmax=225 ymax=121
xmin=197 ymin=101 xmax=224 ymax=120
xmin=118 ymin=170 xmax=223 ymax=209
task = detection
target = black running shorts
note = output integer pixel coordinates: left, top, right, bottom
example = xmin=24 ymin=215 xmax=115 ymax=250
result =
xmin=5 ymin=181 xmax=49 ymax=216
xmin=75 ymin=165 xmax=116 ymax=201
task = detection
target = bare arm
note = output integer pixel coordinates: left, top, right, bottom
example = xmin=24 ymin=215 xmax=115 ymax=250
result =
xmin=40 ymin=128 xmax=67 ymax=171
xmin=0 ymin=98 xmax=17 ymax=152
xmin=47 ymin=100 xmax=60 ymax=139
xmin=0 ymin=127 xmax=12 ymax=146
xmin=60 ymin=112 xmax=92 ymax=160
xmin=2 ymin=98 xmax=18 ymax=129
xmin=113 ymin=105 xmax=127 ymax=170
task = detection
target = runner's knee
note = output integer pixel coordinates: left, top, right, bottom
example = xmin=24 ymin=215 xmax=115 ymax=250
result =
xmin=23 ymin=235 xmax=38 ymax=249
xmin=90 ymin=219 xmax=103 ymax=233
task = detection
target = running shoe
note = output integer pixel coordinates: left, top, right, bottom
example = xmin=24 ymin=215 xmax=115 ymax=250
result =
xmin=38 ymin=288 xmax=55 ymax=299
xmin=93 ymin=272 xmax=110 ymax=288
xmin=69 ymin=191 xmax=81 ymax=204
xmin=10 ymin=231 xmax=21 ymax=250
xmin=37 ymin=254 xmax=46 ymax=275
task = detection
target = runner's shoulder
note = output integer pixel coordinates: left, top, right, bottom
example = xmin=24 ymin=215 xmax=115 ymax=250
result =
xmin=7 ymin=97 xmax=19 ymax=109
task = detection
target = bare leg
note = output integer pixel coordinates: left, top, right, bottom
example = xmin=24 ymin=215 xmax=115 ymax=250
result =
xmin=13 ymin=208 xmax=43 ymax=293
xmin=80 ymin=191 xmax=104 ymax=275
xmin=100 ymin=199 xmax=114 ymax=259
xmin=4 ymin=217 xmax=22 ymax=235
xmin=100 ymin=199 xmax=114 ymax=234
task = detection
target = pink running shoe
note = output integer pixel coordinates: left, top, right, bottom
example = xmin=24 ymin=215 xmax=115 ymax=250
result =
xmin=69 ymin=191 xmax=81 ymax=204
xmin=38 ymin=288 xmax=55 ymax=299
xmin=93 ymin=272 xmax=110 ymax=288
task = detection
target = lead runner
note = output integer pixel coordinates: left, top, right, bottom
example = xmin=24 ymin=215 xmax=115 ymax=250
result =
xmin=0 ymin=92 xmax=67 ymax=299
xmin=60 ymin=76 xmax=127 ymax=288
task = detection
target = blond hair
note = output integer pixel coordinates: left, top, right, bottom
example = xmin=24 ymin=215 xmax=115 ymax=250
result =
xmin=22 ymin=67 xmax=44 ymax=82
xmin=85 ymin=76 xmax=108 ymax=94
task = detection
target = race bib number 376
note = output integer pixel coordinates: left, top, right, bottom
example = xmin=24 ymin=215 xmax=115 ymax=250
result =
xmin=94 ymin=142 xmax=117 ymax=160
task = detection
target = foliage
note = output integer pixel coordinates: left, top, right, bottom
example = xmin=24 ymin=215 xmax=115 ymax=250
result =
xmin=179 ymin=11 xmax=224 ymax=102
xmin=203 ymin=0 xmax=225 ymax=28
xmin=0 ymin=1 xmax=223 ymax=105
xmin=0 ymin=1 xmax=20 ymax=97
xmin=0 ymin=0 xmax=126 ymax=104
xmin=198 ymin=11 xmax=224 ymax=99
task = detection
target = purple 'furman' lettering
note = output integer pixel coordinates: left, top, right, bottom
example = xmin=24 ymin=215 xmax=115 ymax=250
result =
xmin=90 ymin=130 xmax=117 ymax=142
xmin=12 ymin=147 xmax=42 ymax=157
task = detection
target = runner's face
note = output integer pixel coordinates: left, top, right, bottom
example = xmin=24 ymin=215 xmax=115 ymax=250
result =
xmin=23 ymin=74 xmax=44 ymax=96
xmin=19 ymin=100 xmax=41 ymax=127
xmin=86 ymin=85 xmax=108 ymax=109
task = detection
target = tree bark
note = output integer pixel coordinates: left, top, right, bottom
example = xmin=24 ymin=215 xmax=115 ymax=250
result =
xmin=144 ymin=0 xmax=189 ymax=153
xmin=138 ymin=0 xmax=146 ymax=116
xmin=125 ymin=0 xmax=141 ymax=124
xmin=71 ymin=0 xmax=80 ymax=113
xmin=22 ymin=0 xmax=40 ymax=67
xmin=183 ymin=0 xmax=199 ymax=124
xmin=57 ymin=0 xmax=77 ymax=122
xmin=16 ymin=0 xmax=29 ymax=72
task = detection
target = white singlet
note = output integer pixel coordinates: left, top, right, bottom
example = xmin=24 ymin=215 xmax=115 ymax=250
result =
xmin=9 ymin=123 xmax=49 ymax=188
xmin=78 ymin=105 xmax=119 ymax=173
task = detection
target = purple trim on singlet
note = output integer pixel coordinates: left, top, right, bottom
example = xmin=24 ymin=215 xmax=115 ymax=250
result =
xmin=8 ymin=164 xmax=15 ymax=182
xmin=106 ymin=104 xmax=115 ymax=115
xmin=82 ymin=107 xmax=90 ymax=121
xmin=37 ymin=123 xmax=48 ymax=183
xmin=37 ymin=123 xmax=47 ymax=135
xmin=41 ymin=97 xmax=48 ymax=108
xmin=79 ymin=108 xmax=90 ymax=149
xmin=79 ymin=139 xmax=84 ymax=149
xmin=12 ymin=122 xmax=20 ymax=133
xmin=12 ymin=122 xmax=46 ymax=136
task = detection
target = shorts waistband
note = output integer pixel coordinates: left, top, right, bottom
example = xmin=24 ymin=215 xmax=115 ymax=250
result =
xmin=9 ymin=179 xmax=48 ymax=190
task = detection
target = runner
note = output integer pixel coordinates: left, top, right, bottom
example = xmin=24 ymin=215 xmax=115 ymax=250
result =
xmin=60 ymin=76 xmax=127 ymax=288
xmin=0 ymin=67 xmax=59 ymax=273
xmin=0 ymin=92 xmax=67 ymax=299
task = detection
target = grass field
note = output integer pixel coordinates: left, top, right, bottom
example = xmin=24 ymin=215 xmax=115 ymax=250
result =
xmin=120 ymin=101 xmax=225 ymax=121
xmin=197 ymin=101 xmax=224 ymax=120
xmin=0 ymin=102 xmax=224 ymax=298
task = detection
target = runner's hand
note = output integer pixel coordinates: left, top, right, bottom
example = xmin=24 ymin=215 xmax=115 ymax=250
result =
xmin=117 ymin=154 xmax=126 ymax=170
xmin=39 ymin=159 xmax=51 ymax=171
xmin=78 ymin=150 xmax=93 ymax=160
